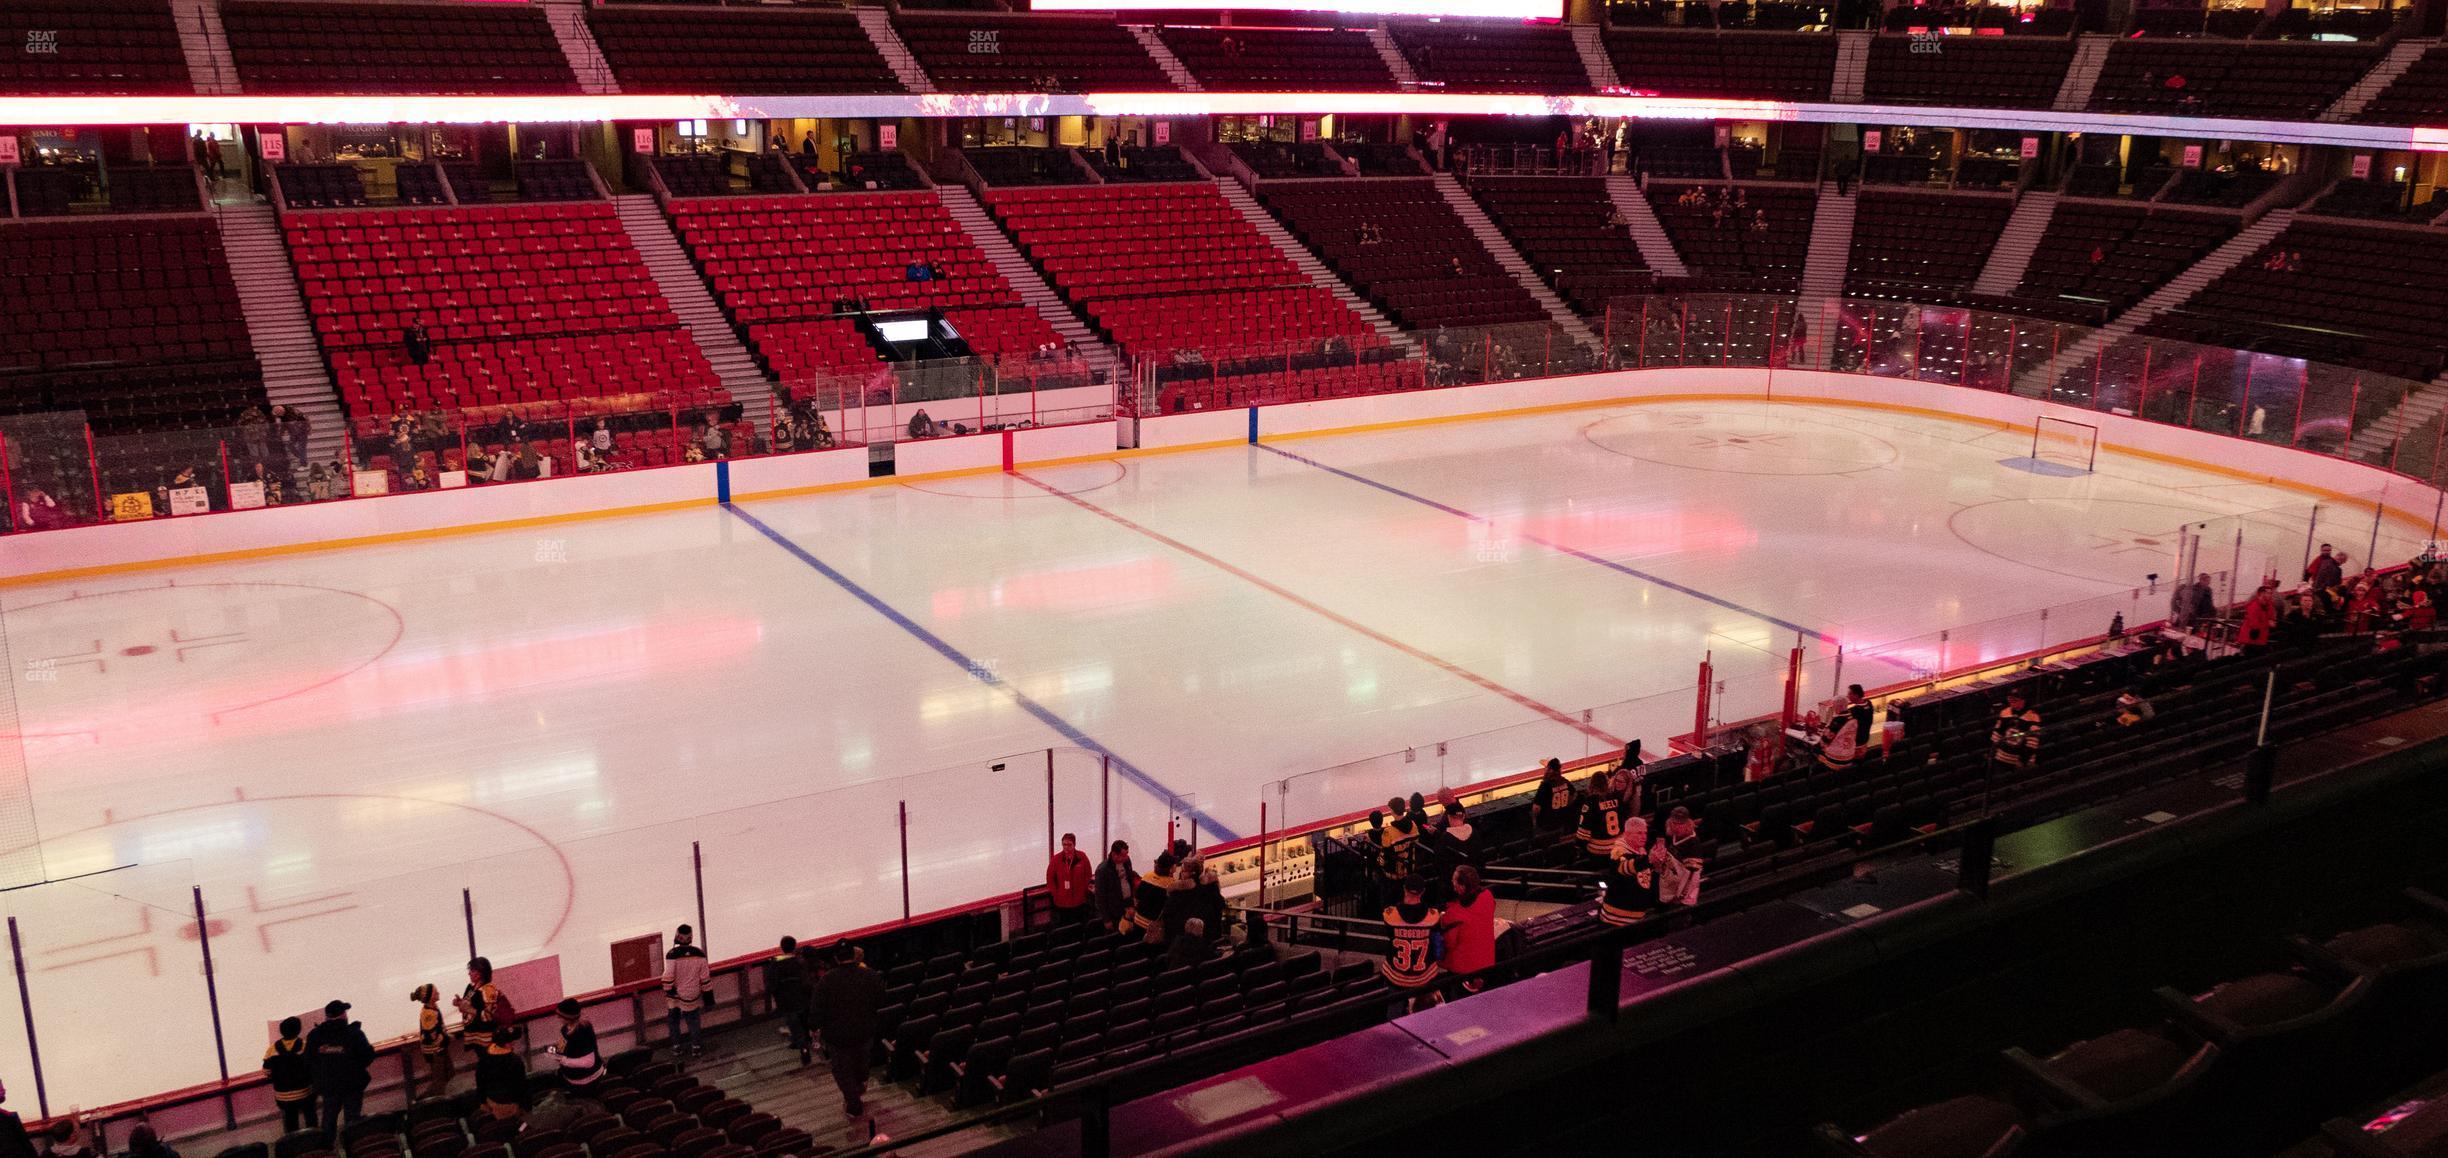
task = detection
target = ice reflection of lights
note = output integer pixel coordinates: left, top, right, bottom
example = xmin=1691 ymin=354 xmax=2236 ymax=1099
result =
xmin=917 ymin=664 xmax=1116 ymax=725
xmin=135 ymin=818 xmax=250 ymax=863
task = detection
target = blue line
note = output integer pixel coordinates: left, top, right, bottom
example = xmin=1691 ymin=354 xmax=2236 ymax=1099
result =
xmin=1247 ymin=406 xmax=1259 ymax=445
xmin=1258 ymin=444 xmax=1837 ymax=646
xmin=721 ymin=505 xmax=1241 ymax=842
xmin=715 ymin=460 xmax=731 ymax=505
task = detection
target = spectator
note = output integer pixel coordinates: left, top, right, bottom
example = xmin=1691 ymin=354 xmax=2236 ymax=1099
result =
xmin=2240 ymin=583 xmax=2277 ymax=650
xmin=1650 ymin=839 xmax=1698 ymax=912
xmin=1094 ymin=840 xmax=1135 ymax=932
xmin=1167 ymin=918 xmax=1217 ymax=969
xmin=590 ymin=420 xmax=613 ymax=455
xmin=410 ymin=983 xmax=452 ymax=1099
xmin=800 ymin=132 xmax=818 ymax=156
xmin=1380 ymin=874 xmax=1443 ymax=1011
xmin=15 ymin=486 xmax=65 ymax=532
xmin=1574 ymin=771 xmax=1624 ymax=865
xmin=1440 ymin=865 xmax=1496 ymax=995
xmin=475 ymin=1025 xmax=526 ymax=1121
xmin=262 ymin=1016 xmax=316 ymax=1133
xmin=456 ymin=957 xmax=506 ymax=1060
xmin=41 ymin=1120 xmax=91 ymax=1158
xmin=281 ymin=406 xmax=312 ymax=465
xmin=305 ymin=999 xmax=374 ymax=1136
xmin=766 ymin=936 xmax=813 ymax=1066
xmin=1134 ymin=851 xmax=1178 ymax=943
xmin=2306 ymin=543 xmax=2345 ymax=593
xmin=117 ymin=1130 xmax=174 ymax=1158
xmin=2115 ymin=691 xmax=2155 ymax=727
xmin=403 ymin=318 xmax=431 ymax=366
xmin=662 ymin=924 xmax=710 ymax=1058
xmin=0 ymin=1082 xmax=30 ymax=1158
xmin=1660 ymin=805 xmax=1700 ymax=861
xmin=1599 ymin=811 xmax=1655 ymax=926
xmin=1531 ymin=758 xmax=1575 ymax=833
xmin=547 ymin=999 xmax=601 ymax=1093
xmin=1991 ymin=689 xmax=2040 ymax=773
xmin=1820 ymin=684 xmax=1873 ymax=771
xmin=2185 ymin=572 xmax=2218 ymax=627
xmin=1436 ymin=805 xmax=1477 ymax=867
xmin=811 ymin=942 xmax=886 ymax=1119
xmin=907 ymin=409 xmax=937 ymax=440
xmin=1047 ymin=833 xmax=1094 ymax=926
xmin=769 ymin=414 xmax=797 ymax=454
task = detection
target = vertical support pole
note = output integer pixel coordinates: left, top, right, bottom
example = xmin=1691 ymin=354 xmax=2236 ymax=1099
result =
xmin=1045 ymin=749 xmax=1056 ymax=860
xmin=1779 ymin=644 xmax=1802 ymax=729
xmin=2229 ymin=527 xmax=2243 ymax=609
xmin=1722 ymin=299 xmax=1732 ymax=367
xmin=2239 ymin=357 xmax=2256 ymax=437
xmin=462 ymin=888 xmax=476 ymax=959
xmin=1637 ymin=299 xmax=1648 ymax=368
xmin=1482 ymin=332 xmax=1492 ymax=382
xmin=2431 ymin=488 xmax=2444 ymax=542
xmin=2089 ymin=344 xmax=2102 ymax=410
xmin=8 ymin=918 xmax=46 ymax=1118
xmin=1910 ymin=307 xmax=1924 ymax=379
xmin=1831 ymin=644 xmax=1845 ymax=699
xmin=85 ymin=424 xmax=101 ymax=518
xmin=1678 ymin=300 xmax=1688 ymax=364
xmin=2370 ymin=503 xmax=2386 ymax=566
xmin=1543 ymin=325 xmax=1552 ymax=377
xmin=2187 ymin=354 xmax=2202 ymax=428
xmin=1938 ymin=629 xmax=1951 ymax=678
xmin=691 ymin=840 xmax=707 ymax=953
xmin=1257 ymin=801 xmax=1268 ymax=909
xmin=1693 ymin=652 xmax=1713 ymax=742
xmin=193 ymin=887 xmax=235 ymax=1129
xmin=898 ymin=801 xmax=911 ymax=922
xmin=1100 ymin=754 xmax=1110 ymax=859
xmin=217 ymin=439 xmax=230 ymax=511
xmin=1602 ymin=303 xmax=1614 ymax=370
xmin=2290 ymin=363 xmax=2308 ymax=446
xmin=2304 ymin=504 xmax=2322 ymax=574
xmin=0 ymin=430 xmax=15 ymax=528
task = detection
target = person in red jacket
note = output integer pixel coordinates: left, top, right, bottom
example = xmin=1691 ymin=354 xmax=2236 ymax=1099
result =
xmin=2239 ymin=583 xmax=2278 ymax=650
xmin=1046 ymin=833 xmax=1094 ymax=925
xmin=1439 ymin=865 xmax=1498 ymax=996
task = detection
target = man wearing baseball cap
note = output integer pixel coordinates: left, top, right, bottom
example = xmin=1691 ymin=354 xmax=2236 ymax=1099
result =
xmin=305 ymin=999 xmax=374 ymax=1137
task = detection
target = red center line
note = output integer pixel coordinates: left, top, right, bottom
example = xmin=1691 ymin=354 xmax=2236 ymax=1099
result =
xmin=1014 ymin=471 xmax=1622 ymax=747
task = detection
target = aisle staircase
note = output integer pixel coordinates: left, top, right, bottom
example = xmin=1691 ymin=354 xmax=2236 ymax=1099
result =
xmin=2321 ymin=37 xmax=2436 ymax=122
xmin=935 ymin=185 xmax=1124 ymax=380
xmin=1433 ymin=173 xmax=1602 ymax=349
xmin=612 ymin=194 xmax=773 ymax=421
xmin=1571 ymin=24 xmax=1621 ymax=89
xmin=540 ymin=0 xmax=619 ymax=94
xmin=1209 ymin=180 xmax=1410 ymax=350
xmin=2349 ymin=375 xmax=2448 ymax=462
xmin=1971 ymin=192 xmax=2060 ymax=297
xmin=216 ymin=204 xmax=345 ymax=462
xmin=1796 ymin=187 xmax=1857 ymax=366
xmin=1365 ymin=26 xmax=1420 ymax=88
xmin=855 ymin=8 xmax=936 ymax=94
xmin=2022 ymin=208 xmax=2297 ymax=394
xmin=1831 ymin=31 xmax=1871 ymax=102
xmin=1127 ymin=27 xmax=1201 ymax=91
xmin=171 ymin=0 xmax=240 ymax=94
xmin=2053 ymin=35 xmax=2114 ymax=111
xmin=1603 ymin=175 xmax=1689 ymax=279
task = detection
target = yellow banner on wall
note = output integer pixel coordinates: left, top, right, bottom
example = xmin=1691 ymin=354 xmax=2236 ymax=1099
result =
xmin=109 ymin=492 xmax=155 ymax=521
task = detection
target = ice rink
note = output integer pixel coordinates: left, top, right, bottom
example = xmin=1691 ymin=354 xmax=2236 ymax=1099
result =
xmin=0 ymin=398 xmax=2424 ymax=1107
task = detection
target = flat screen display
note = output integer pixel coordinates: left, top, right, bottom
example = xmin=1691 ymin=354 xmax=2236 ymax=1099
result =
xmin=876 ymin=318 xmax=933 ymax=344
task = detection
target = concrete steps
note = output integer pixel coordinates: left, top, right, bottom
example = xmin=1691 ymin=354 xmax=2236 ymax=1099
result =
xmin=613 ymin=194 xmax=774 ymax=421
xmin=1214 ymin=180 xmax=1411 ymax=350
xmin=1603 ymin=175 xmax=1690 ymax=279
xmin=171 ymin=0 xmax=240 ymax=94
xmin=540 ymin=0 xmax=619 ymax=95
xmin=1364 ymin=26 xmax=1420 ymax=88
xmin=1433 ymin=173 xmax=1601 ymax=349
xmin=935 ymin=185 xmax=1124 ymax=380
xmin=2349 ymin=374 xmax=2448 ymax=461
xmin=2054 ymin=35 xmax=2114 ymax=111
xmin=1831 ymin=30 xmax=1871 ymax=103
xmin=1126 ymin=26 xmax=1201 ymax=91
xmin=1971 ymin=192 xmax=2060 ymax=297
xmin=1796 ymin=188 xmax=1857 ymax=366
xmin=216 ymin=204 xmax=345 ymax=461
xmin=1570 ymin=24 xmax=1620 ymax=90
xmin=2322 ymin=37 xmax=2436 ymax=122
xmin=2025 ymin=209 xmax=2297 ymax=397
xmin=855 ymin=8 xmax=936 ymax=94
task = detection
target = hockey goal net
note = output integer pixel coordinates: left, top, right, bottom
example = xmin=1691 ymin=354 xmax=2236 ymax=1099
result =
xmin=2032 ymin=416 xmax=2099 ymax=474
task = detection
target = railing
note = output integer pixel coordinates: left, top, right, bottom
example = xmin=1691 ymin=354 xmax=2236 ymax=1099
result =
xmin=0 ymin=744 xmax=1200 ymax=1125
xmin=0 ymin=352 xmax=1107 ymax=537
xmin=1597 ymin=292 xmax=2448 ymax=497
